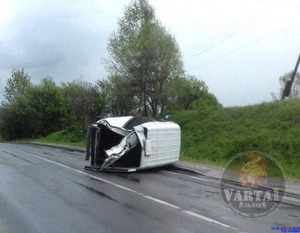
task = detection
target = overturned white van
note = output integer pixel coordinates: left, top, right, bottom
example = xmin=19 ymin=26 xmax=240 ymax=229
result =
xmin=85 ymin=116 xmax=181 ymax=172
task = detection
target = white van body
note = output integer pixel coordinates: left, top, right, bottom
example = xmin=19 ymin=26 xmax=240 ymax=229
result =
xmin=85 ymin=116 xmax=181 ymax=172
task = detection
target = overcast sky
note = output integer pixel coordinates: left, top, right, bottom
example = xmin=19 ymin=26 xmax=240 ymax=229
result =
xmin=1 ymin=0 xmax=299 ymax=106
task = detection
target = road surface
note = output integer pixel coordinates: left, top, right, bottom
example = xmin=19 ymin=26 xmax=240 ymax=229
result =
xmin=0 ymin=143 xmax=299 ymax=233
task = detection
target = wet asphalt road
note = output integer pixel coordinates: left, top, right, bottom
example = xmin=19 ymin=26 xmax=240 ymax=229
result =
xmin=0 ymin=143 xmax=299 ymax=233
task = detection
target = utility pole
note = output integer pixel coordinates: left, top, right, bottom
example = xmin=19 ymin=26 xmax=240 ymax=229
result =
xmin=281 ymin=53 xmax=300 ymax=100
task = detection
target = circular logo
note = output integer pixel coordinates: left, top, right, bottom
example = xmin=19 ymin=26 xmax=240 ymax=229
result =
xmin=220 ymin=151 xmax=285 ymax=219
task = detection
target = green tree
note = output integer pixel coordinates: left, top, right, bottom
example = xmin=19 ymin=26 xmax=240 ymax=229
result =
xmin=0 ymin=101 xmax=26 ymax=140
xmin=4 ymin=68 xmax=32 ymax=103
xmin=166 ymin=75 xmax=220 ymax=112
xmin=61 ymin=79 xmax=105 ymax=129
xmin=106 ymin=0 xmax=184 ymax=117
xmin=1 ymin=77 xmax=67 ymax=139
xmin=0 ymin=69 xmax=32 ymax=139
xmin=24 ymin=77 xmax=66 ymax=136
xmin=98 ymin=75 xmax=138 ymax=116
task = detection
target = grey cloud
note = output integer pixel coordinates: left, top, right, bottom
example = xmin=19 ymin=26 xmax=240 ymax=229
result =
xmin=0 ymin=1 xmax=112 ymax=85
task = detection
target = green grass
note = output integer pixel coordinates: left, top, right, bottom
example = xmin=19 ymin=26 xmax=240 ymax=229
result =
xmin=33 ymin=127 xmax=86 ymax=147
xmin=28 ymin=99 xmax=300 ymax=178
xmin=173 ymin=99 xmax=300 ymax=178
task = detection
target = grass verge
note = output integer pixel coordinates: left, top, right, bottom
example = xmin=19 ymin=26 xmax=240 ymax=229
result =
xmin=26 ymin=99 xmax=300 ymax=179
xmin=173 ymin=99 xmax=300 ymax=179
xmin=33 ymin=127 xmax=86 ymax=147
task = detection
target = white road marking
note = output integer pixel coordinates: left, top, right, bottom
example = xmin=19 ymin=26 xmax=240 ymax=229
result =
xmin=10 ymin=146 xmax=237 ymax=231
xmin=143 ymin=195 xmax=181 ymax=209
xmin=183 ymin=211 xmax=237 ymax=230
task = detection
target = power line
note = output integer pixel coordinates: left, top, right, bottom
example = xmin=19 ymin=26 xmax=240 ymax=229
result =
xmin=183 ymin=19 xmax=242 ymax=56
xmin=187 ymin=20 xmax=300 ymax=71
xmin=183 ymin=17 xmax=260 ymax=62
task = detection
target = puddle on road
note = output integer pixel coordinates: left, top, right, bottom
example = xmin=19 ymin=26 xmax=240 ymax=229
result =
xmin=116 ymin=174 xmax=141 ymax=182
xmin=43 ymin=152 xmax=54 ymax=156
xmin=72 ymin=180 xmax=119 ymax=203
